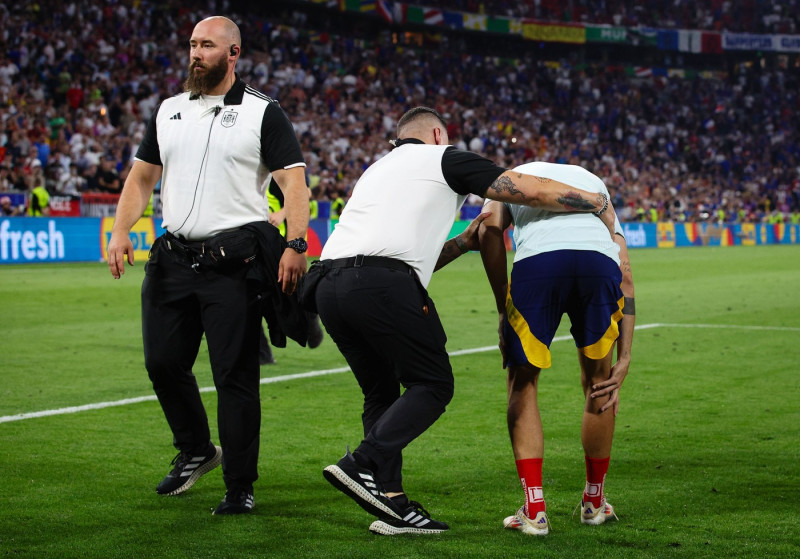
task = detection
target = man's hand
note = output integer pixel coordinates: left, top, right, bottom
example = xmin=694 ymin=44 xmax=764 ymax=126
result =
xmin=107 ymin=231 xmax=135 ymax=279
xmin=589 ymin=356 xmax=630 ymax=415
xmin=457 ymin=211 xmax=492 ymax=251
xmin=269 ymin=208 xmax=287 ymax=229
xmin=278 ymin=248 xmax=307 ymax=294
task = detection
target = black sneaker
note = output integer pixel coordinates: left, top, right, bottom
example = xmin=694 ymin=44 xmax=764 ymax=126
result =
xmin=323 ymin=448 xmax=402 ymax=520
xmin=212 ymin=488 xmax=255 ymax=515
xmin=155 ymin=445 xmax=222 ymax=496
xmin=369 ymin=501 xmax=450 ymax=535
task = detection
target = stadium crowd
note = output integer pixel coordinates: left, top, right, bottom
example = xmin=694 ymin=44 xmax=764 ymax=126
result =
xmin=1 ymin=0 xmax=798 ymax=223
xmin=413 ymin=0 xmax=800 ymax=34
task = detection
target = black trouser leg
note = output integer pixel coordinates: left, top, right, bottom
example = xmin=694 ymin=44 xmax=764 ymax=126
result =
xmin=143 ymin=252 xmax=210 ymax=455
xmin=316 ymin=266 xmax=454 ymax=493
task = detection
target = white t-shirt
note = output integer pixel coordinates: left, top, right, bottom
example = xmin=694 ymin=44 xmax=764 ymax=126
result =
xmin=501 ymin=162 xmax=623 ymax=265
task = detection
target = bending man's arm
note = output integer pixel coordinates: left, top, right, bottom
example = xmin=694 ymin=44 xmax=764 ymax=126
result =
xmin=434 ymin=211 xmax=491 ymax=271
xmin=107 ymin=160 xmax=162 ymax=279
xmin=591 ymin=232 xmax=635 ymax=415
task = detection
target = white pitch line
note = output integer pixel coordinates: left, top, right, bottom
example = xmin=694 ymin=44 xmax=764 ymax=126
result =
xmin=0 ymin=322 xmax=793 ymax=424
xmin=648 ymin=323 xmax=800 ymax=332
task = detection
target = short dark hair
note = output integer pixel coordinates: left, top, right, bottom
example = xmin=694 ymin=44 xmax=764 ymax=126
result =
xmin=396 ymin=106 xmax=447 ymax=134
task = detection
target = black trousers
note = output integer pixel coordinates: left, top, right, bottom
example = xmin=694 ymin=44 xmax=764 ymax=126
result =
xmin=315 ymin=264 xmax=454 ymax=493
xmin=142 ymin=237 xmax=262 ymax=491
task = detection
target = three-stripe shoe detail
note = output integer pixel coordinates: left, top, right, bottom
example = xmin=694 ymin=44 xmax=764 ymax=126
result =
xmin=578 ymin=500 xmax=618 ymax=525
xmin=402 ymin=509 xmax=431 ymax=528
xmin=323 ymin=449 xmax=403 ymax=520
xmin=368 ymin=500 xmax=449 ymax=536
xmin=180 ymin=455 xmax=209 ymax=477
xmin=503 ymin=507 xmax=550 ymax=536
xmin=155 ymin=445 xmax=223 ymax=496
xmin=358 ymin=472 xmax=384 ymax=499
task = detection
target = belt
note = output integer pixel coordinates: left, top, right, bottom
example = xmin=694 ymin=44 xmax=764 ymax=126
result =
xmin=163 ymin=232 xmax=205 ymax=258
xmin=327 ymin=255 xmax=412 ymax=274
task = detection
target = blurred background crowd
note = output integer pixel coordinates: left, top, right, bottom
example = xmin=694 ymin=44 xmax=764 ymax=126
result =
xmin=1 ymin=0 xmax=798 ymax=223
xmin=415 ymin=0 xmax=800 ymax=33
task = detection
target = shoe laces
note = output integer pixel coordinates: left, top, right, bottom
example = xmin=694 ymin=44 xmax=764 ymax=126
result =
xmin=169 ymin=451 xmax=191 ymax=472
xmin=406 ymin=500 xmax=432 ymax=519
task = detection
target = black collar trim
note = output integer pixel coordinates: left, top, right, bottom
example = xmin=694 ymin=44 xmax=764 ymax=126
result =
xmin=390 ymin=138 xmax=425 ymax=148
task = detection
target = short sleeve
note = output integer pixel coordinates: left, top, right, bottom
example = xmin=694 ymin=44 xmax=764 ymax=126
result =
xmin=134 ymin=103 xmax=162 ymax=165
xmin=260 ymin=102 xmax=305 ymax=172
xmin=441 ymin=147 xmax=505 ymax=196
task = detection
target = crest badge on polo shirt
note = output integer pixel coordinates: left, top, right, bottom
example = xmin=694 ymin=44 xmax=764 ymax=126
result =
xmin=221 ymin=110 xmax=238 ymax=127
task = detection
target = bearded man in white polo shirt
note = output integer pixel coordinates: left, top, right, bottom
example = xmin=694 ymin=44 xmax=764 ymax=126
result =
xmin=106 ymin=15 xmax=309 ymax=515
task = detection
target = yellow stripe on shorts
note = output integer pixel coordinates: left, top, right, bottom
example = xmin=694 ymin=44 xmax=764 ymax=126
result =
xmin=505 ymin=285 xmax=552 ymax=369
xmin=579 ymin=296 xmax=625 ymax=360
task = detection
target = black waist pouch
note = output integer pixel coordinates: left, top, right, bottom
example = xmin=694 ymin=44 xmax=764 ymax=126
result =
xmin=197 ymin=229 xmax=258 ymax=268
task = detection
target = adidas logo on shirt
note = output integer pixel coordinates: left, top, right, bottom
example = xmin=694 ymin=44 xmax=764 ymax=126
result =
xmin=170 ymin=113 xmax=182 ymax=120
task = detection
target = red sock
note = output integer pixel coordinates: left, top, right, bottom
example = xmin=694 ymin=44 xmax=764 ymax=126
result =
xmin=515 ymin=458 xmax=545 ymax=516
xmin=584 ymin=456 xmax=610 ymax=508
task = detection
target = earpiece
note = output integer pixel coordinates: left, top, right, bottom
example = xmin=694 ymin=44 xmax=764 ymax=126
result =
xmin=229 ymin=44 xmax=238 ymax=57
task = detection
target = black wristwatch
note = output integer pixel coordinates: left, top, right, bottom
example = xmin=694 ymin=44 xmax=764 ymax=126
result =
xmin=287 ymin=238 xmax=308 ymax=254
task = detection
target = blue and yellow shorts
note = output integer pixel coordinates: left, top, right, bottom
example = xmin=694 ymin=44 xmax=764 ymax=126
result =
xmin=503 ymin=250 xmax=624 ymax=369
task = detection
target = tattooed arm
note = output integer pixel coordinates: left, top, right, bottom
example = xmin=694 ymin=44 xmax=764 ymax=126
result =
xmin=485 ymin=171 xmax=617 ymax=235
xmin=434 ymin=211 xmax=491 ymax=271
xmin=485 ymin=171 xmax=603 ymax=210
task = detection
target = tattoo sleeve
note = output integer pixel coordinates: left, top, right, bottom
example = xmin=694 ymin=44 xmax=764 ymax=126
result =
xmin=623 ymin=296 xmax=636 ymax=315
xmin=434 ymin=239 xmax=463 ymax=271
xmin=488 ymin=175 xmax=526 ymax=200
xmin=556 ymin=191 xmax=599 ymax=211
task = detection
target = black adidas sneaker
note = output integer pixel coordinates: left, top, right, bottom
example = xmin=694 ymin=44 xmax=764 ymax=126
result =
xmin=323 ymin=448 xmax=402 ymax=520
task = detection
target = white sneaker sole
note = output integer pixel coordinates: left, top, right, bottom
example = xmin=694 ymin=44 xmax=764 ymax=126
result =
xmin=369 ymin=520 xmax=448 ymax=535
xmin=163 ymin=445 xmax=223 ymax=496
xmin=323 ymin=465 xmax=401 ymax=520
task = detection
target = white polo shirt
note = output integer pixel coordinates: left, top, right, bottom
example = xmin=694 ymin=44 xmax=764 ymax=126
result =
xmin=321 ymin=139 xmax=505 ymax=287
xmin=135 ymin=77 xmax=305 ymax=240
xmin=504 ymin=162 xmax=623 ymax=264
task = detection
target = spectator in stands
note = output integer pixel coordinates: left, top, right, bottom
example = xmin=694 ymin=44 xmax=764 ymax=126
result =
xmin=1 ymin=195 xmax=22 ymax=216
xmin=58 ymin=163 xmax=87 ymax=195
xmin=93 ymin=155 xmax=121 ymax=193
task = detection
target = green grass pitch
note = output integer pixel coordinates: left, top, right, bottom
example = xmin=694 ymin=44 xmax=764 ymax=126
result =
xmin=1 ymin=245 xmax=799 ymax=558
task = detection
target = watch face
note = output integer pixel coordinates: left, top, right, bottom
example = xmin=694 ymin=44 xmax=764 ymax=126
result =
xmin=288 ymin=238 xmax=307 ymax=253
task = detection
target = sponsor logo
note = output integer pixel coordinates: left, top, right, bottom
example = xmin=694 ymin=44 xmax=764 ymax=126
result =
xmin=101 ymin=217 xmax=154 ymax=262
xmin=623 ymin=223 xmax=647 ymax=247
xmin=169 ymin=113 xmax=182 ymax=120
xmin=0 ymin=219 xmax=65 ymax=261
xmin=723 ymin=34 xmax=773 ymax=50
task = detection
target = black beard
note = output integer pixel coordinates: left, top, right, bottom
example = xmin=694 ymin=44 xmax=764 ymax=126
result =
xmin=184 ymin=56 xmax=228 ymax=96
